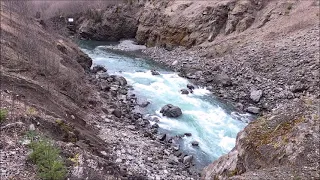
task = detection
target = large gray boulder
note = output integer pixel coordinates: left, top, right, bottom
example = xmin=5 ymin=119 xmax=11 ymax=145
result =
xmin=160 ymin=104 xmax=182 ymax=118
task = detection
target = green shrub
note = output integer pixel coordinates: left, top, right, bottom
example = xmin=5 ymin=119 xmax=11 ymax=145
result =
xmin=29 ymin=140 xmax=67 ymax=180
xmin=0 ymin=109 xmax=8 ymax=123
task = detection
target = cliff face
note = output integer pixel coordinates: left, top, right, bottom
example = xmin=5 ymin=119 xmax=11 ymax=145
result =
xmin=202 ymin=98 xmax=319 ymax=179
xmin=136 ymin=0 xmax=264 ymax=48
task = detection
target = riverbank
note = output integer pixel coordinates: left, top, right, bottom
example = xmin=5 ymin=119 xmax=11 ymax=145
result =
xmin=0 ymin=3 xmax=199 ymax=179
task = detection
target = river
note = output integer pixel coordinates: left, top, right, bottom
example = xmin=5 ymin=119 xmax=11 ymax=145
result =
xmin=79 ymin=40 xmax=249 ymax=169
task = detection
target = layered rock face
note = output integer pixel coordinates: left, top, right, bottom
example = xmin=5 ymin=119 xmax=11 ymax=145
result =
xmin=74 ymin=3 xmax=143 ymax=41
xmin=202 ymin=98 xmax=319 ymax=179
xmin=136 ymin=0 xmax=264 ymax=48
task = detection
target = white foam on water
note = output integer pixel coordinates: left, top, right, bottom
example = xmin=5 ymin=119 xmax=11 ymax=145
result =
xmin=192 ymin=87 xmax=211 ymax=96
xmin=218 ymin=130 xmax=237 ymax=152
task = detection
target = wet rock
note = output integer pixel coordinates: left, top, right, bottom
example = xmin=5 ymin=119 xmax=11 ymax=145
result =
xmin=92 ymin=65 xmax=107 ymax=74
xmin=250 ymin=89 xmax=263 ymax=102
xmin=184 ymin=133 xmax=192 ymax=137
xmin=112 ymin=109 xmax=122 ymax=118
xmin=183 ymin=155 xmax=193 ymax=164
xmin=158 ymin=134 xmax=167 ymax=141
xmin=151 ymin=70 xmax=160 ymax=75
xmin=140 ymin=101 xmax=150 ymax=108
xmin=246 ymin=106 xmax=260 ymax=114
xmin=160 ymin=104 xmax=182 ymax=118
xmin=181 ymin=89 xmax=189 ymax=95
xmin=150 ymin=116 xmax=160 ymax=122
xmin=191 ymin=141 xmax=199 ymax=146
xmin=114 ymin=76 xmax=127 ymax=86
xmin=151 ymin=123 xmax=159 ymax=129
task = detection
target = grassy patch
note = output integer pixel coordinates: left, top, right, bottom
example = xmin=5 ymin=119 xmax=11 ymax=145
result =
xmin=0 ymin=109 xmax=8 ymax=123
xmin=29 ymin=139 xmax=67 ymax=180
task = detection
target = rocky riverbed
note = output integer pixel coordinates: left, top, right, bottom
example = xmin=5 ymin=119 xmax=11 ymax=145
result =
xmin=85 ymin=66 xmax=201 ymax=179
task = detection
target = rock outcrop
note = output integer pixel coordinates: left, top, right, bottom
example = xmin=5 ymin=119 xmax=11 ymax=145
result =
xmin=136 ymin=0 xmax=265 ymax=48
xmin=202 ymin=98 xmax=319 ymax=179
xmin=75 ymin=3 xmax=143 ymax=41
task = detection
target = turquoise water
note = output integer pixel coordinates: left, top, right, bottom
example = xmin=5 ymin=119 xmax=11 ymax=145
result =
xmin=79 ymin=41 xmax=248 ymax=168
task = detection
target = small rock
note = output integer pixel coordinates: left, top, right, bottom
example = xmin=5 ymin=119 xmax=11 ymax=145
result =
xmin=151 ymin=123 xmax=159 ymax=129
xmin=172 ymin=60 xmax=178 ymax=66
xmin=140 ymin=101 xmax=150 ymax=107
xmin=180 ymin=89 xmax=189 ymax=95
xmin=151 ymin=70 xmax=160 ymax=75
xmin=187 ymin=84 xmax=195 ymax=90
xmin=22 ymin=139 xmax=31 ymax=145
xmin=183 ymin=155 xmax=193 ymax=164
xmin=184 ymin=133 xmax=192 ymax=137
xmin=112 ymin=109 xmax=122 ymax=118
xmin=29 ymin=124 xmax=35 ymax=131
xmin=127 ymin=125 xmax=135 ymax=130
xmin=92 ymin=65 xmax=107 ymax=74
xmin=158 ymin=134 xmax=166 ymax=141
xmin=250 ymin=89 xmax=263 ymax=102
xmin=100 ymin=151 xmax=107 ymax=156
xmin=115 ymin=158 xmax=122 ymax=163
xmin=98 ymin=72 xmax=109 ymax=80
xmin=100 ymin=82 xmax=111 ymax=91
xmin=174 ymin=151 xmax=182 ymax=157
xmin=247 ymin=106 xmax=260 ymax=114
xmin=114 ymin=76 xmax=127 ymax=86
xmin=173 ymin=144 xmax=180 ymax=151
xmin=191 ymin=141 xmax=199 ymax=146
xmin=235 ymin=103 xmax=244 ymax=111
xmin=168 ymin=155 xmax=179 ymax=164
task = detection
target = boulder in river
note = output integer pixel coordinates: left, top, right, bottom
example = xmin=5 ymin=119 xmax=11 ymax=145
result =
xmin=151 ymin=70 xmax=160 ymax=75
xmin=113 ymin=75 xmax=127 ymax=86
xmin=140 ymin=101 xmax=150 ymax=108
xmin=92 ymin=65 xmax=107 ymax=74
xmin=187 ymin=84 xmax=195 ymax=90
xmin=180 ymin=89 xmax=189 ymax=95
xmin=191 ymin=141 xmax=199 ymax=146
xmin=183 ymin=155 xmax=193 ymax=164
xmin=160 ymin=104 xmax=182 ymax=118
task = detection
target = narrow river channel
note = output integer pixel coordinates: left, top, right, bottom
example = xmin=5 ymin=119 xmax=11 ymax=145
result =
xmin=79 ymin=40 xmax=249 ymax=168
